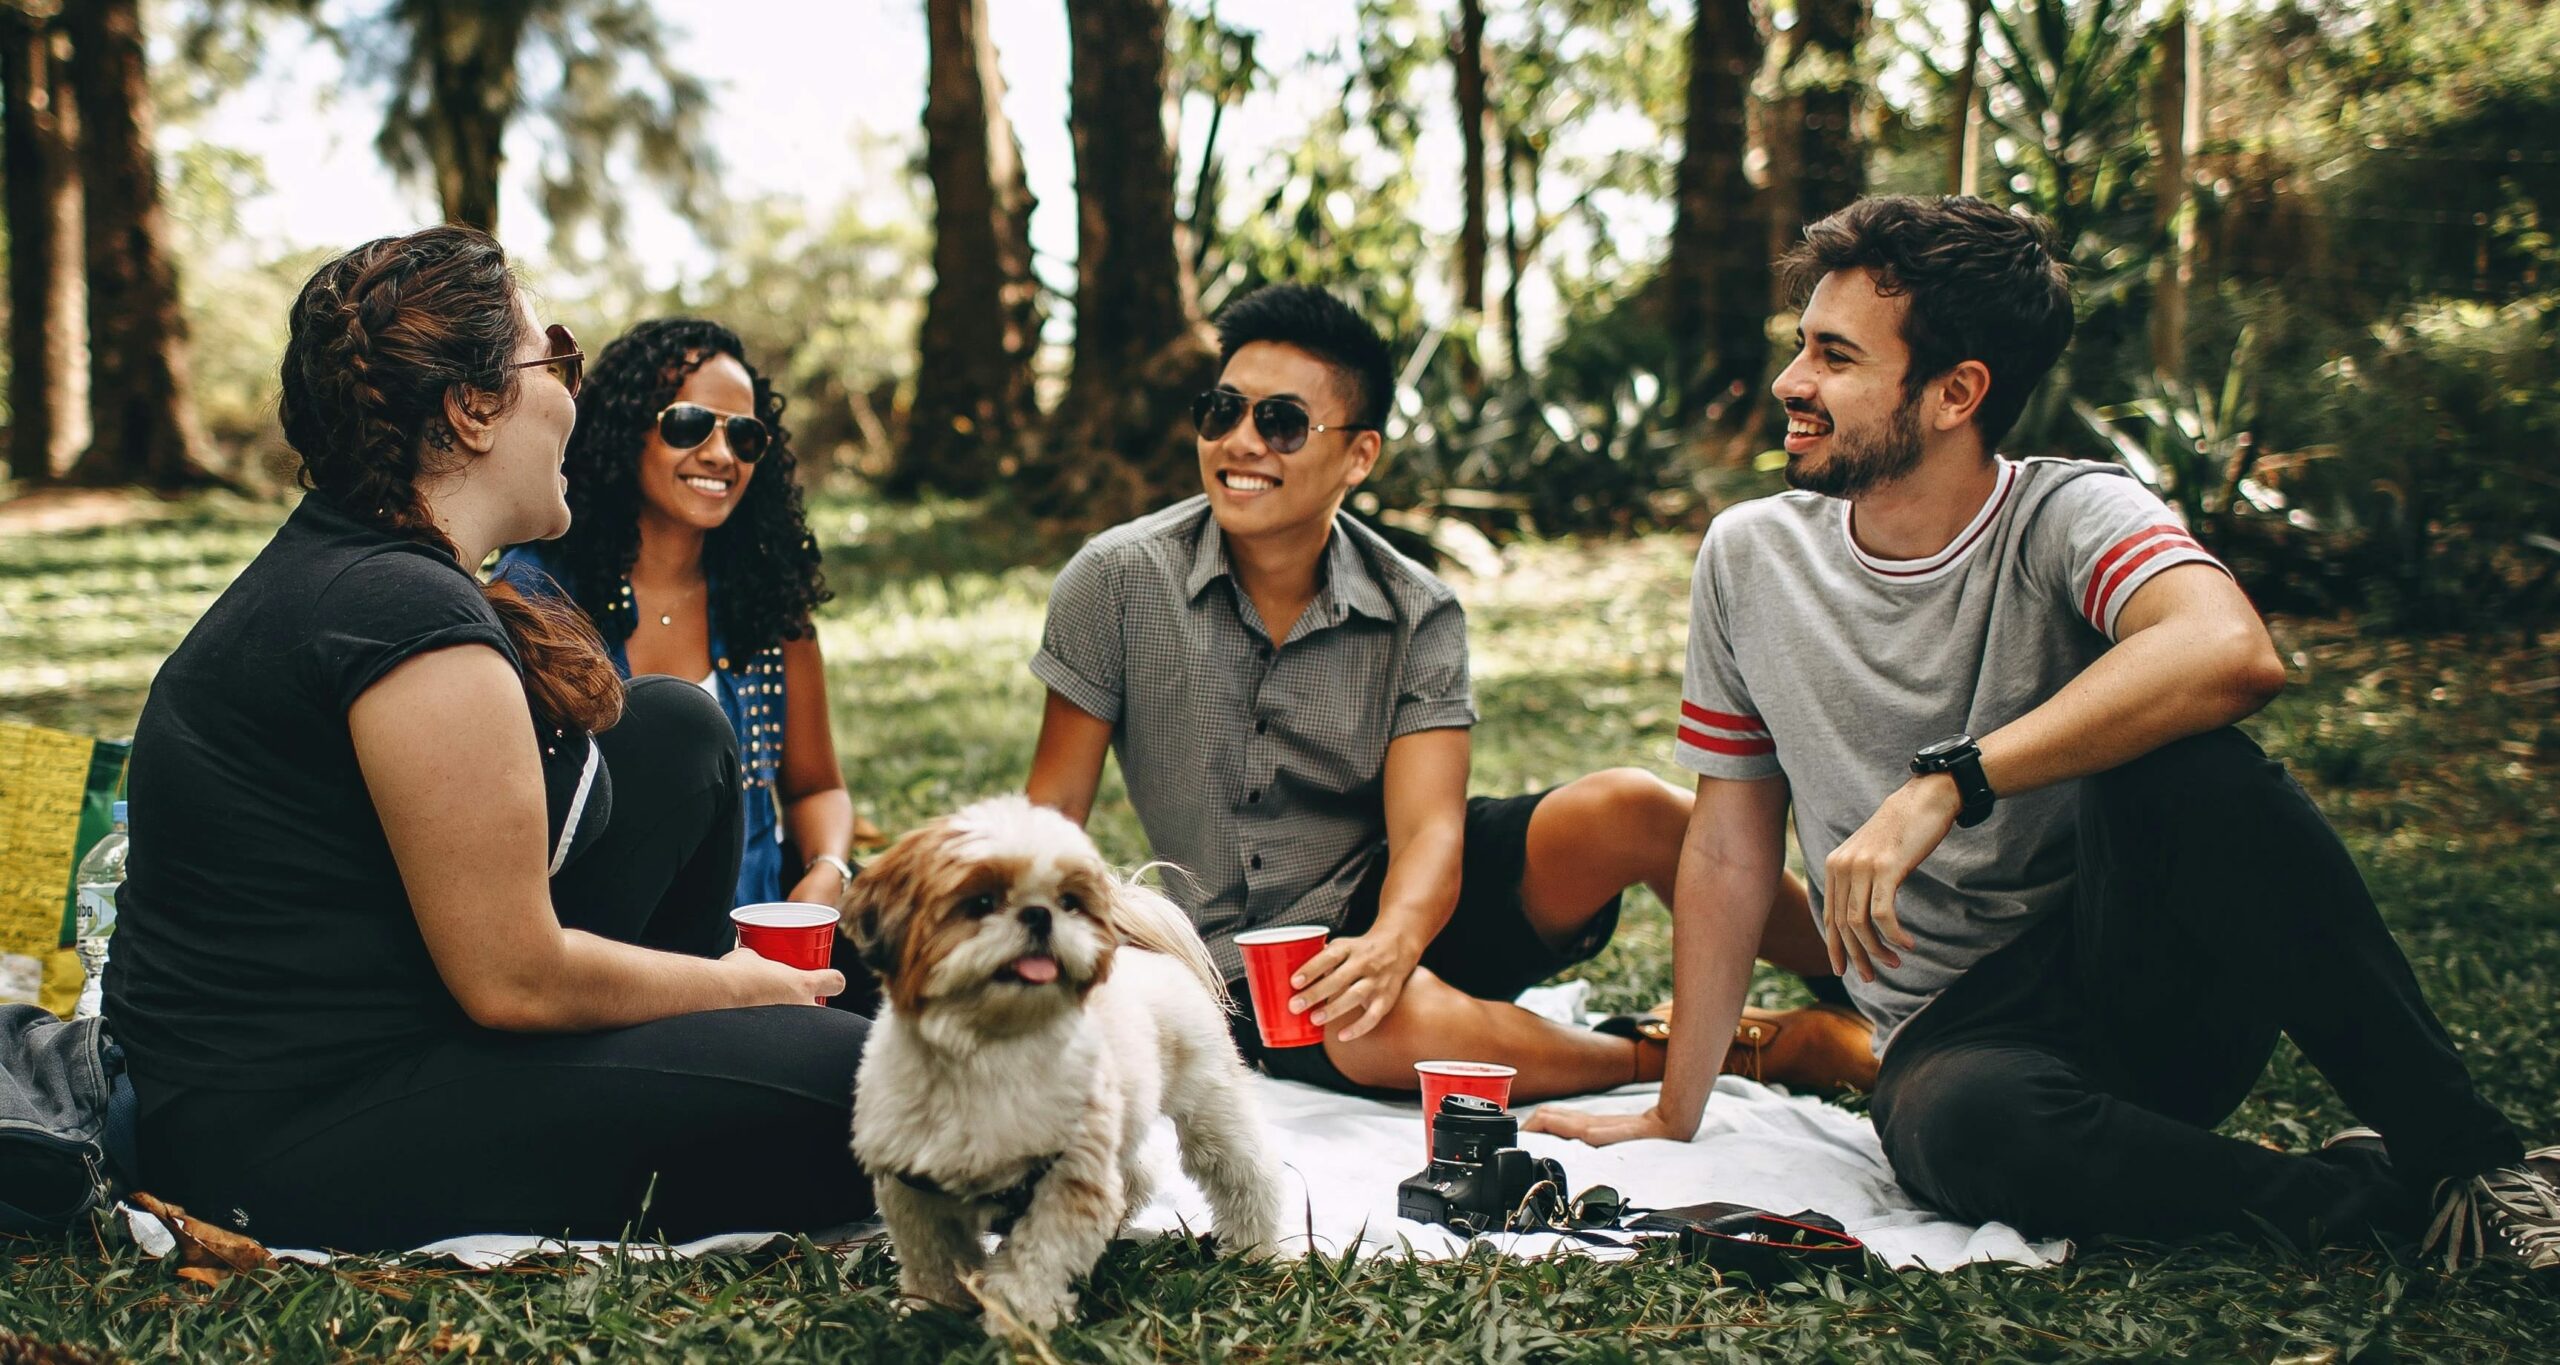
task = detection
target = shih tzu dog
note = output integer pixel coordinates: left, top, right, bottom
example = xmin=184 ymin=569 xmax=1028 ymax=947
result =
xmin=846 ymin=796 xmax=1281 ymax=1336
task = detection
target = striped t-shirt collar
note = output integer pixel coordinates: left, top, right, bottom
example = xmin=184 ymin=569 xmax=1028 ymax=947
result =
xmin=1840 ymin=457 xmax=2020 ymax=585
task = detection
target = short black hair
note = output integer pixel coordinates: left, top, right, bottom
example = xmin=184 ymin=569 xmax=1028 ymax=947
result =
xmin=1779 ymin=195 xmax=2074 ymax=447
xmin=1211 ymin=283 xmax=1396 ymax=430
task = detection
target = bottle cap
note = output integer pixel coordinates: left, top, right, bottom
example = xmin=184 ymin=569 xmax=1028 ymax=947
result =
xmin=112 ymin=800 xmax=128 ymax=825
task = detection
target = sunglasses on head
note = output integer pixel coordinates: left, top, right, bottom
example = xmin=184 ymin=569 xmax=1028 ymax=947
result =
xmin=1190 ymin=389 xmax=1378 ymax=455
xmin=656 ymin=402 xmax=771 ymax=463
xmin=501 ymin=323 xmax=583 ymax=398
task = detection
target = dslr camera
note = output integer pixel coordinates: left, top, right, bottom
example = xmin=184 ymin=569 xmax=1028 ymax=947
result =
xmin=1397 ymin=1094 xmax=1569 ymax=1236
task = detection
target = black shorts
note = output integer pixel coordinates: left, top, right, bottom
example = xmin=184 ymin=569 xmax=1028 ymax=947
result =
xmin=1226 ymin=788 xmax=1622 ymax=1093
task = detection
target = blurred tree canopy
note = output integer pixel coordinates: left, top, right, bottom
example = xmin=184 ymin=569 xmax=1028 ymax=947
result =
xmin=5 ymin=0 xmax=2557 ymax=627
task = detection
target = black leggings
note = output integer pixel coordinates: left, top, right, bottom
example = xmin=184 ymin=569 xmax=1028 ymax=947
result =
xmin=1871 ymin=727 xmax=2523 ymax=1246
xmin=132 ymin=677 xmax=876 ymax=1251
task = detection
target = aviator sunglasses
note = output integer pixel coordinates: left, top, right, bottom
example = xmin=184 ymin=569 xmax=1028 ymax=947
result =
xmin=656 ymin=402 xmax=771 ymax=463
xmin=1190 ymin=389 xmax=1378 ymax=455
xmin=501 ymin=323 xmax=584 ymax=398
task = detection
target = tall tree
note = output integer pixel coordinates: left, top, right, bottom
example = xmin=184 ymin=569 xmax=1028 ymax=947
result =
xmin=1032 ymin=0 xmax=1217 ymax=523
xmin=365 ymin=0 xmax=712 ymax=252
xmin=896 ymin=0 xmax=1042 ymax=496
xmin=2 ymin=0 xmax=84 ymax=482
xmin=1948 ymin=0 xmax=1990 ymax=194
xmin=1663 ymin=0 xmax=1766 ymax=430
xmin=64 ymin=0 xmax=218 ymax=488
xmin=1767 ymin=0 xmax=1867 ymax=283
xmin=1452 ymin=0 xmax=1488 ymax=388
xmin=2148 ymin=5 xmax=2198 ymax=377
xmin=379 ymin=1 xmax=528 ymax=231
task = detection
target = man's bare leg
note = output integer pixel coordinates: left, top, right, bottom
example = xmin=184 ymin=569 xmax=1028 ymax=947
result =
xmin=1317 ymin=769 xmax=1831 ymax=1102
xmin=1322 ymin=967 xmax=1645 ymax=1101
xmin=1517 ymin=767 xmax=1823 ymax=976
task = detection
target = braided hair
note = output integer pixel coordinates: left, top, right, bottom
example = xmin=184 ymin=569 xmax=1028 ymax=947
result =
xmin=545 ymin=318 xmax=829 ymax=655
xmin=279 ymin=225 xmax=623 ymax=733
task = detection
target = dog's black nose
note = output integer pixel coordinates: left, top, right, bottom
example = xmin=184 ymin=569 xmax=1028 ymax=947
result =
xmin=1018 ymin=905 xmax=1052 ymax=937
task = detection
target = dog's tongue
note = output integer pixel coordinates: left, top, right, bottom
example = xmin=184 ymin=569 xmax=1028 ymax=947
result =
xmin=1010 ymin=954 xmax=1060 ymax=985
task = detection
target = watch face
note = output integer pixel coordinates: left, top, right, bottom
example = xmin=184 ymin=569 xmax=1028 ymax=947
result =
xmin=1917 ymin=735 xmax=1974 ymax=762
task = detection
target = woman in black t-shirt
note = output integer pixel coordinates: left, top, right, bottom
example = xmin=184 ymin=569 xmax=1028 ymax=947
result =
xmin=108 ymin=225 xmax=875 ymax=1250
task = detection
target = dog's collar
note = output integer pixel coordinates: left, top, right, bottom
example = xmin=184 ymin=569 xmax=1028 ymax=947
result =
xmin=889 ymin=1155 xmax=1060 ymax=1232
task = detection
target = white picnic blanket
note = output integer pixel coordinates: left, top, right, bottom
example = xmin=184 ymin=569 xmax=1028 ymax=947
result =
xmin=1128 ymin=1070 xmax=2067 ymax=1271
xmin=120 ymin=986 xmax=2068 ymax=1272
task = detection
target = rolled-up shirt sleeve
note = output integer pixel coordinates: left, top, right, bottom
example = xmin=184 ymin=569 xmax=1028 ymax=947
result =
xmin=1389 ymin=594 xmax=1477 ymax=737
xmin=1676 ymin=526 xmax=1781 ymax=781
xmin=1030 ymin=540 xmax=1127 ymax=722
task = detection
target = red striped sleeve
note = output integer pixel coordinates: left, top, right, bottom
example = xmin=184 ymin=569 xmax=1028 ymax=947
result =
xmin=1678 ymin=726 xmax=1777 ymax=757
xmin=2081 ymin=525 xmax=2212 ymax=628
xmin=1677 ymin=699 xmax=1774 ymax=757
xmin=1680 ymin=700 xmax=1764 ymax=734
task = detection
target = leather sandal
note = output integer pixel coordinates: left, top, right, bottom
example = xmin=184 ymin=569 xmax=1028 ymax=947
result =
xmin=1593 ymin=1000 xmax=1879 ymax=1093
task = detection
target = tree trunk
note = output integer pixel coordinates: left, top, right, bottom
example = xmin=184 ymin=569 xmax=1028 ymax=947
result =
xmin=2147 ymin=7 xmax=2197 ymax=378
xmin=1769 ymin=0 xmax=1867 ymax=281
xmin=1664 ymin=0 xmax=1765 ymax=429
xmin=896 ymin=0 xmax=1043 ymax=496
xmin=1499 ymin=128 xmax=1527 ymax=376
xmin=412 ymin=0 xmax=529 ymax=232
xmin=63 ymin=0 xmax=217 ymax=489
xmin=1949 ymin=0 xmax=1988 ymax=195
xmin=1453 ymin=0 xmax=1488 ymax=390
xmin=1031 ymin=0 xmax=1217 ymax=525
xmin=3 ymin=4 xmax=84 ymax=482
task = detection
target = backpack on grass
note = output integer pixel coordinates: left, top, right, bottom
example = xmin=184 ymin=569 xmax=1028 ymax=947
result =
xmin=0 ymin=1005 xmax=125 ymax=1234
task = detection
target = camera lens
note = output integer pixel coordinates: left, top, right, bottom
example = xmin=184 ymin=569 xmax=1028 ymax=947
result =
xmin=1430 ymin=1096 xmax=1519 ymax=1164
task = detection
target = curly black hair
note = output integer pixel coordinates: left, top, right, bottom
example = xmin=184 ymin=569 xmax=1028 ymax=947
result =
xmin=547 ymin=318 xmax=830 ymax=655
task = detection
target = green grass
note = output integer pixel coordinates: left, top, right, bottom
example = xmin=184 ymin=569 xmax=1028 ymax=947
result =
xmin=5 ymin=487 xmax=2558 ymax=1360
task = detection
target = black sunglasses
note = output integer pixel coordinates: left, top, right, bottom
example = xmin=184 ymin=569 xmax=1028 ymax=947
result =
xmin=502 ymin=323 xmax=584 ymax=398
xmin=1191 ymin=389 xmax=1378 ymax=455
xmin=656 ymin=402 xmax=770 ymax=463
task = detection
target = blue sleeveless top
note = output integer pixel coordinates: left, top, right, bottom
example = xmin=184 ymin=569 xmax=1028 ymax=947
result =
xmin=492 ymin=545 xmax=787 ymax=907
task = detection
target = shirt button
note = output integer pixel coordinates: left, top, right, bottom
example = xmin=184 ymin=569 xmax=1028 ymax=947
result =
xmin=1248 ymin=790 xmax=1261 ymax=804
xmin=1255 ymin=718 xmax=1268 ymax=735
xmin=1249 ymin=854 xmax=1262 ymax=870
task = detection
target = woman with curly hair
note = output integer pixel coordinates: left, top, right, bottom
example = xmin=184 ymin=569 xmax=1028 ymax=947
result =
xmin=109 ymin=226 xmax=874 ymax=1251
xmin=497 ymin=319 xmax=859 ymax=914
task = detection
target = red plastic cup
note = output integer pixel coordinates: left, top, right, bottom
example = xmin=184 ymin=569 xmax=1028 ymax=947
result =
xmin=1235 ymin=925 xmax=1330 ymax=1049
xmin=1416 ymin=1060 xmax=1518 ymax=1161
xmin=731 ymin=902 xmax=841 ymax=1003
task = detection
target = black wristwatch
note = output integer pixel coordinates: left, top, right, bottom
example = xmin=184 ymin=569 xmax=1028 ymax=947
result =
xmin=1911 ymin=734 xmax=1997 ymax=828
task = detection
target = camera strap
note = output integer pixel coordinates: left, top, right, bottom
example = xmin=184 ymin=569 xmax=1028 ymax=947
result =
xmin=1491 ymin=1184 xmax=1875 ymax=1280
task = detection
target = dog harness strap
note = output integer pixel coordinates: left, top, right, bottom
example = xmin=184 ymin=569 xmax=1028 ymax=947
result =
xmin=890 ymin=1155 xmax=1061 ymax=1231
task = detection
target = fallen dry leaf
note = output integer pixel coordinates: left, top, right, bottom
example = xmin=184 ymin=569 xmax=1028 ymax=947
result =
xmin=131 ymin=1191 xmax=273 ymax=1283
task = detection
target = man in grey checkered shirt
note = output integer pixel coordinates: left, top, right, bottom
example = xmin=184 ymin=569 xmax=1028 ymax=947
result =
xmin=1026 ymin=284 xmax=1870 ymax=1101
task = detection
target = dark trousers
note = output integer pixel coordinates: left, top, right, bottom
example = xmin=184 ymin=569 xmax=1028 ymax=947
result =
xmin=133 ymin=677 xmax=875 ymax=1251
xmin=1871 ymin=727 xmax=2522 ymax=1246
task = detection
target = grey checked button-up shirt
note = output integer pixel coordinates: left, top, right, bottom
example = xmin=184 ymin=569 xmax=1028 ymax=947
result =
xmin=1032 ymin=495 xmax=1478 ymax=979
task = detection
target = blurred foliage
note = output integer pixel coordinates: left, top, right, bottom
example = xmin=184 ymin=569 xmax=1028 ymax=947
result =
xmin=2083 ymin=0 xmax=2560 ymax=627
xmin=14 ymin=0 xmax=2560 ymax=626
xmin=574 ymin=143 xmax=932 ymax=480
xmin=1186 ymin=0 xmax=1436 ymax=346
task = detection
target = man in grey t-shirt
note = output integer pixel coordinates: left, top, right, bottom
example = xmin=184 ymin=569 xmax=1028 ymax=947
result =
xmin=1534 ymin=196 xmax=2553 ymax=1277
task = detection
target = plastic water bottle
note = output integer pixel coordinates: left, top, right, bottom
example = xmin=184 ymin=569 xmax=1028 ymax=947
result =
xmin=72 ymin=801 xmax=127 ymax=1019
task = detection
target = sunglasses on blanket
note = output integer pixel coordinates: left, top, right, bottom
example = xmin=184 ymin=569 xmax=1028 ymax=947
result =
xmin=1190 ymin=389 xmax=1378 ymax=455
xmin=656 ymin=402 xmax=771 ymax=463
